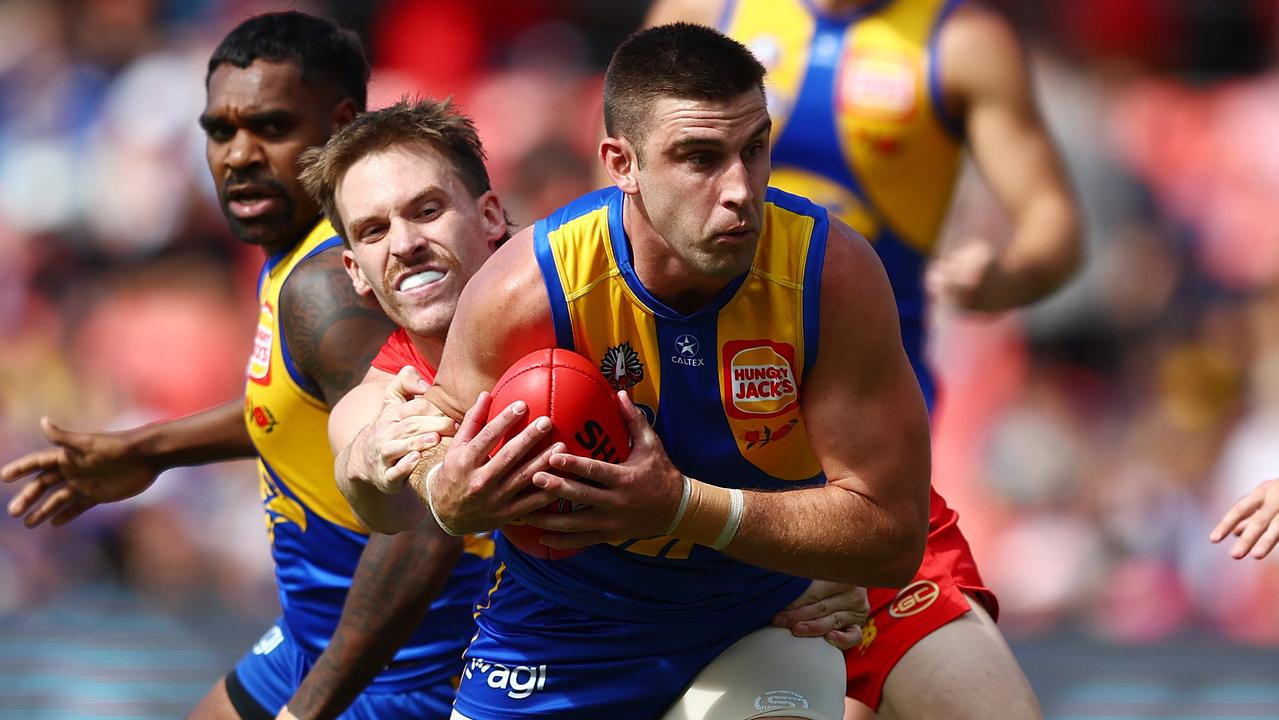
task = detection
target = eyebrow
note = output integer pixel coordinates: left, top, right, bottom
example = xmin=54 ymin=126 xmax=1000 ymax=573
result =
xmin=198 ymin=108 xmax=297 ymax=131
xmin=669 ymin=118 xmax=773 ymax=153
xmin=346 ymin=188 xmax=441 ymax=237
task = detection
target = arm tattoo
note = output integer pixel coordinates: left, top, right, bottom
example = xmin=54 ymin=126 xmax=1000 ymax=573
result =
xmin=279 ymin=248 xmax=396 ymax=408
xmin=286 ymin=525 xmax=464 ymax=718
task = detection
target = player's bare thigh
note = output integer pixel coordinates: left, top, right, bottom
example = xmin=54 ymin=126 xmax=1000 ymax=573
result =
xmin=188 ymin=678 xmax=242 ymax=720
xmin=851 ymin=592 xmax=1040 ymax=720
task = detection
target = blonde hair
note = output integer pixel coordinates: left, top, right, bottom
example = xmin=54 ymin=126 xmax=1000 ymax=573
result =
xmin=299 ymin=97 xmax=493 ymax=242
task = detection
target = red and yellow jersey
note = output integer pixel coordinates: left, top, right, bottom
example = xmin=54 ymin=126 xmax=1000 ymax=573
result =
xmin=244 ymin=221 xmax=491 ymax=685
xmin=722 ymin=0 xmax=968 ymax=406
xmin=503 ymin=186 xmax=826 ymax=624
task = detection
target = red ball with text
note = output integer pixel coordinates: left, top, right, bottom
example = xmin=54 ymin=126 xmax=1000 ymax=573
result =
xmin=486 ymin=348 xmax=630 ymax=560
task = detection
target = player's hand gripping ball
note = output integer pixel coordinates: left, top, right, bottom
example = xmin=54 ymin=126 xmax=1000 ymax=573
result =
xmin=487 ymin=348 xmax=630 ymax=560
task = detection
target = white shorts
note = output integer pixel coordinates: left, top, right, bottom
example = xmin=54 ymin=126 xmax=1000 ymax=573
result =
xmin=660 ymin=626 xmax=844 ymax=720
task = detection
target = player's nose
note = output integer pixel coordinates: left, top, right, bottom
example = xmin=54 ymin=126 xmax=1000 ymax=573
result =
xmin=719 ymin=157 xmax=755 ymax=210
xmin=388 ymin=217 xmax=432 ymax=260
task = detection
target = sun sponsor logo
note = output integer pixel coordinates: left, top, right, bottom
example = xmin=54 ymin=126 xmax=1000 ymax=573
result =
xmin=464 ymin=657 xmax=548 ymax=699
xmin=722 ymin=340 xmax=800 ymax=419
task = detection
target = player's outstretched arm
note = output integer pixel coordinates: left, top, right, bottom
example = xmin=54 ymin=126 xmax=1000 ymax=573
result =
xmin=330 ymin=367 xmax=447 ymax=534
xmin=925 ymin=4 xmax=1082 ymax=312
xmin=414 ymin=228 xmax=564 ymax=535
xmin=280 ymin=517 xmax=463 ymax=720
xmin=527 ymin=222 xmax=930 ymax=586
xmin=1211 ymin=479 xmax=1279 ymax=560
xmin=2 ymin=399 xmax=254 ymax=528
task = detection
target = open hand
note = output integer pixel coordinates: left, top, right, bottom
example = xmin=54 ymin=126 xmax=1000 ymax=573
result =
xmin=426 ymin=391 xmax=563 ymax=534
xmin=925 ymin=241 xmax=1000 ymax=312
xmin=771 ymin=580 xmax=869 ymax=650
xmin=2 ymin=418 xmax=156 ymax=527
xmin=1211 ymin=478 xmax=1279 ymax=560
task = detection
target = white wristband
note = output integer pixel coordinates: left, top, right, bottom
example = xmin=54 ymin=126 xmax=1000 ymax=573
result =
xmin=422 ymin=462 xmax=463 ymax=537
xmin=665 ymin=475 xmax=693 ymax=536
xmin=711 ymin=488 xmax=745 ymax=550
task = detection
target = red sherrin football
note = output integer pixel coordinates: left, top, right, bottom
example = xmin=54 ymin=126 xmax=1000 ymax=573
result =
xmin=487 ymin=348 xmax=630 ymax=560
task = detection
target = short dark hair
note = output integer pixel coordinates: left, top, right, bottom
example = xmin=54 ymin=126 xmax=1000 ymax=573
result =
xmin=603 ymin=22 xmax=766 ymax=150
xmin=299 ymin=98 xmax=498 ymax=243
xmin=207 ymin=11 xmax=369 ymax=111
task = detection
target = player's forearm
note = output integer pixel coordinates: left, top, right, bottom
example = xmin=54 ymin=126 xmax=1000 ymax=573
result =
xmin=285 ymin=524 xmax=464 ymax=720
xmin=126 ymin=399 xmax=255 ymax=468
xmin=334 ymin=441 xmax=428 ymax=533
xmin=724 ymin=483 xmax=927 ymax=586
xmin=981 ymin=186 xmax=1083 ymax=311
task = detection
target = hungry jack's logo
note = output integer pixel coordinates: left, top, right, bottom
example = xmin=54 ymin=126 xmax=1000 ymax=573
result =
xmin=247 ymin=301 xmax=274 ymax=385
xmin=722 ymin=340 xmax=799 ymax=419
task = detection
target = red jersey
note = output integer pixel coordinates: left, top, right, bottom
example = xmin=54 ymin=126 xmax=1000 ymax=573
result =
xmin=371 ymin=328 xmax=437 ymax=383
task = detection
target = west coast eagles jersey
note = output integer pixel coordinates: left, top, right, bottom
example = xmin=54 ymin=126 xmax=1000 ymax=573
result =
xmin=722 ymin=0 xmax=967 ymax=406
xmin=244 ymin=221 xmax=490 ymax=685
xmin=501 ymin=186 xmax=828 ymax=625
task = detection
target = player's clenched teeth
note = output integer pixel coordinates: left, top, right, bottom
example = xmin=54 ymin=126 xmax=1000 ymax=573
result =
xmin=397 ymin=269 xmax=446 ymax=292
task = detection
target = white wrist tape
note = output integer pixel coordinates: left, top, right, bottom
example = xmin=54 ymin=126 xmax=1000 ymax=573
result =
xmin=711 ymin=488 xmax=745 ymax=550
xmin=422 ymin=462 xmax=463 ymax=537
xmin=665 ymin=475 xmax=694 ymax=536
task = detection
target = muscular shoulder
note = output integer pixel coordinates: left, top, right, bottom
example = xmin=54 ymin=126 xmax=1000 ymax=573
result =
xmin=279 ymin=246 xmax=396 ymax=407
xmin=432 ymin=226 xmax=556 ymax=417
xmin=937 ymin=3 xmax=1027 ymax=107
xmin=816 ymin=219 xmax=901 ymax=360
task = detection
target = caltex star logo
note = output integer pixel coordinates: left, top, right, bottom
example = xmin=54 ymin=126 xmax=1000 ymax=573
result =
xmin=676 ymin=334 xmax=699 ymax=357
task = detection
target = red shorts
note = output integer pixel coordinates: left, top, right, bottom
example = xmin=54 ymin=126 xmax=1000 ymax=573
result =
xmin=843 ymin=488 xmax=998 ymax=710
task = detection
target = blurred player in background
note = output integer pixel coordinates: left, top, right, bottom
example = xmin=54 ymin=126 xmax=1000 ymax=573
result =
xmin=646 ymin=0 xmax=1083 ymax=718
xmin=1 ymin=12 xmax=488 ymax=720
xmin=334 ymin=23 xmax=931 ymax=720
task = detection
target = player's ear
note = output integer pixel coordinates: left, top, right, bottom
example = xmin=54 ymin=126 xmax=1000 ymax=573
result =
xmin=342 ymin=248 xmax=374 ymax=297
xmin=600 ymin=136 xmax=640 ymax=195
xmin=332 ymin=97 xmax=358 ymax=132
xmin=476 ymin=190 xmax=507 ymax=247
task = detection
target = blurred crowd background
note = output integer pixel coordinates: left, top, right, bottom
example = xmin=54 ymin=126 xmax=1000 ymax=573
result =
xmin=2 ymin=0 xmax=1279 ymax=715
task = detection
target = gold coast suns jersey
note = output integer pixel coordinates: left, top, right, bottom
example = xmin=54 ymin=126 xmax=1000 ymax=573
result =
xmin=723 ymin=0 xmax=966 ymax=406
xmin=503 ymin=186 xmax=826 ymax=624
xmin=244 ymin=221 xmax=490 ymax=681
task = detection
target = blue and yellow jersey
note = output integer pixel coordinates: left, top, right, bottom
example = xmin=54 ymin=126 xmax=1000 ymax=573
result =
xmin=722 ymin=0 xmax=967 ymax=406
xmin=506 ymin=186 xmax=826 ymax=626
xmin=244 ymin=220 xmax=492 ymax=688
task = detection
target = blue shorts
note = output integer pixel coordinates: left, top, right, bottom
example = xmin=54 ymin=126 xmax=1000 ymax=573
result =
xmin=452 ymin=569 xmax=794 ymax=719
xmin=229 ymin=620 xmax=457 ymax=720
